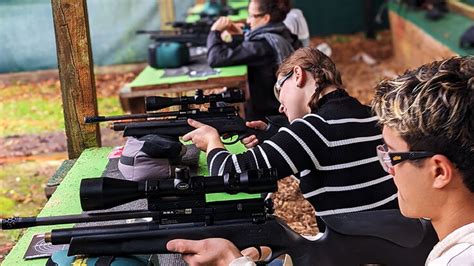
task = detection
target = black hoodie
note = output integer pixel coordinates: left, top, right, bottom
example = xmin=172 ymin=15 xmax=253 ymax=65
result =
xmin=207 ymin=22 xmax=301 ymax=120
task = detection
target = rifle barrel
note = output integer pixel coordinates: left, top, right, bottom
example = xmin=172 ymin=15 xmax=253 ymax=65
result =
xmin=0 ymin=210 xmax=157 ymax=230
xmin=85 ymin=110 xmax=198 ymax=123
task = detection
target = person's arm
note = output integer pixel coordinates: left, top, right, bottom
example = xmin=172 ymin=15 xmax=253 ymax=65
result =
xmin=183 ymin=116 xmax=322 ymax=178
xmin=206 ymin=31 xmax=273 ymax=67
xmin=207 ymin=116 xmax=323 ymax=177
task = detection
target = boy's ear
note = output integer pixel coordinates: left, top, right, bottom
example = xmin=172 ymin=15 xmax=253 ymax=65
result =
xmin=431 ymin=154 xmax=455 ymax=189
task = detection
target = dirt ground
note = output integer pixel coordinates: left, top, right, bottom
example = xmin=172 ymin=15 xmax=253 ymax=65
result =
xmin=0 ymin=30 xmax=405 ymax=260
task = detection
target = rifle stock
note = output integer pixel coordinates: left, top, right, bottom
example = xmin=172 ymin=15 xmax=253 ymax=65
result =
xmin=55 ymin=216 xmax=312 ymax=262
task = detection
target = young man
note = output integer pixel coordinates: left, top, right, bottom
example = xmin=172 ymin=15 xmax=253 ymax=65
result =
xmin=206 ymin=0 xmax=301 ymax=120
xmin=372 ymin=56 xmax=474 ymax=265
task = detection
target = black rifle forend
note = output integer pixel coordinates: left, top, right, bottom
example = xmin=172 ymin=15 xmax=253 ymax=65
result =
xmin=136 ymin=31 xmax=209 ymax=47
xmin=113 ymin=112 xmax=255 ymax=140
xmin=49 ymin=216 xmax=312 ymax=260
xmin=137 ymin=15 xmax=214 ymax=47
xmin=138 ymin=18 xmax=215 ymax=37
xmin=168 ymin=19 xmax=214 ymax=34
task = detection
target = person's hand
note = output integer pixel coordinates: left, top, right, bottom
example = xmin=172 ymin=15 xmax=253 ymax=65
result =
xmin=226 ymin=22 xmax=244 ymax=35
xmin=241 ymin=121 xmax=267 ymax=149
xmin=211 ymin=17 xmax=231 ymax=32
xmin=167 ymin=238 xmax=243 ymax=266
xmin=182 ymin=119 xmax=224 ymax=152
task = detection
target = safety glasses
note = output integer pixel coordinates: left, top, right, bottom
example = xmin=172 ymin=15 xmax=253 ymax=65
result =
xmin=273 ymin=71 xmax=293 ymax=100
xmin=376 ymin=144 xmax=435 ymax=174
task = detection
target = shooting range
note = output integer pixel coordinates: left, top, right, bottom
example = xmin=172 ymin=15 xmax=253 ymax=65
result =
xmin=0 ymin=0 xmax=472 ymax=265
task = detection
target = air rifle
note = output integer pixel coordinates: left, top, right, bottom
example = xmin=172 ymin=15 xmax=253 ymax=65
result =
xmin=1 ymin=167 xmax=439 ymax=265
xmin=137 ymin=30 xmax=208 ymax=47
xmin=85 ymin=89 xmax=256 ymax=143
xmin=138 ymin=18 xmax=217 ymax=68
xmin=1 ymin=168 xmax=310 ymax=261
xmin=137 ymin=18 xmax=215 ymax=47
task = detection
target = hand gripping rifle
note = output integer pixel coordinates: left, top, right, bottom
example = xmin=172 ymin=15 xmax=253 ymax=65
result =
xmin=1 ymin=167 xmax=439 ymax=265
xmin=85 ymin=89 xmax=256 ymax=144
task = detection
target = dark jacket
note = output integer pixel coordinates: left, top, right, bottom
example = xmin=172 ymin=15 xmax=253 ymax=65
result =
xmin=207 ymin=22 xmax=301 ymax=120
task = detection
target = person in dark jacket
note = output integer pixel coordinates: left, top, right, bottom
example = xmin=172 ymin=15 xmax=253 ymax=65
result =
xmin=207 ymin=0 xmax=301 ymax=120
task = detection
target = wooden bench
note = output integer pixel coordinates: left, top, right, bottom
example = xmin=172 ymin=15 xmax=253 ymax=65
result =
xmin=388 ymin=2 xmax=474 ymax=69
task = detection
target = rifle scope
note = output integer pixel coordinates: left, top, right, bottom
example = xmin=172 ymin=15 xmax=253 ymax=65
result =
xmin=170 ymin=19 xmax=214 ymax=32
xmin=145 ymin=88 xmax=244 ymax=111
xmin=80 ymin=168 xmax=277 ymax=211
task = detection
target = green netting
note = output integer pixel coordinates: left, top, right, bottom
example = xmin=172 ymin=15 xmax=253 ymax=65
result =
xmin=0 ymin=0 xmax=194 ymax=73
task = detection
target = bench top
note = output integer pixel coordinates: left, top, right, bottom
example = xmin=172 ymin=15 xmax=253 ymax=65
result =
xmin=389 ymin=2 xmax=474 ymax=56
xmin=129 ymin=65 xmax=248 ymax=89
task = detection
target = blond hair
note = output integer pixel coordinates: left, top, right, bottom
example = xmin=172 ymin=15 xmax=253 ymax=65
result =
xmin=373 ymin=56 xmax=474 ymax=191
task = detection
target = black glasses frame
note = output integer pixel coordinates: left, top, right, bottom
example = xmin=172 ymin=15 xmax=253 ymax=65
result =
xmin=273 ymin=71 xmax=293 ymax=99
xmin=249 ymin=13 xmax=266 ymax=19
xmin=376 ymin=144 xmax=436 ymax=173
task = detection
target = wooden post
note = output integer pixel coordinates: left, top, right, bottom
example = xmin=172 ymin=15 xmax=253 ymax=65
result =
xmin=158 ymin=0 xmax=176 ymax=30
xmin=51 ymin=0 xmax=101 ymax=159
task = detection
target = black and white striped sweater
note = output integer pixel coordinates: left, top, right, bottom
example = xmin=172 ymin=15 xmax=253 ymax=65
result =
xmin=207 ymin=89 xmax=398 ymax=217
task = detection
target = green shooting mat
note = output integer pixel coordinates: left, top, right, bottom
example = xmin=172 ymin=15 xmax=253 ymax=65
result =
xmin=129 ymin=65 xmax=247 ymax=88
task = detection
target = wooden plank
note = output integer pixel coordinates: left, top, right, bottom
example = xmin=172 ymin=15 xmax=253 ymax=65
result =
xmin=158 ymin=0 xmax=175 ymax=30
xmin=389 ymin=11 xmax=457 ymax=69
xmin=448 ymin=0 xmax=474 ymax=20
xmin=51 ymin=0 xmax=101 ymax=159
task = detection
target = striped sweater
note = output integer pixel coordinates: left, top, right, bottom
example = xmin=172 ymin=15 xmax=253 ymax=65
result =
xmin=207 ymin=89 xmax=398 ymax=217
